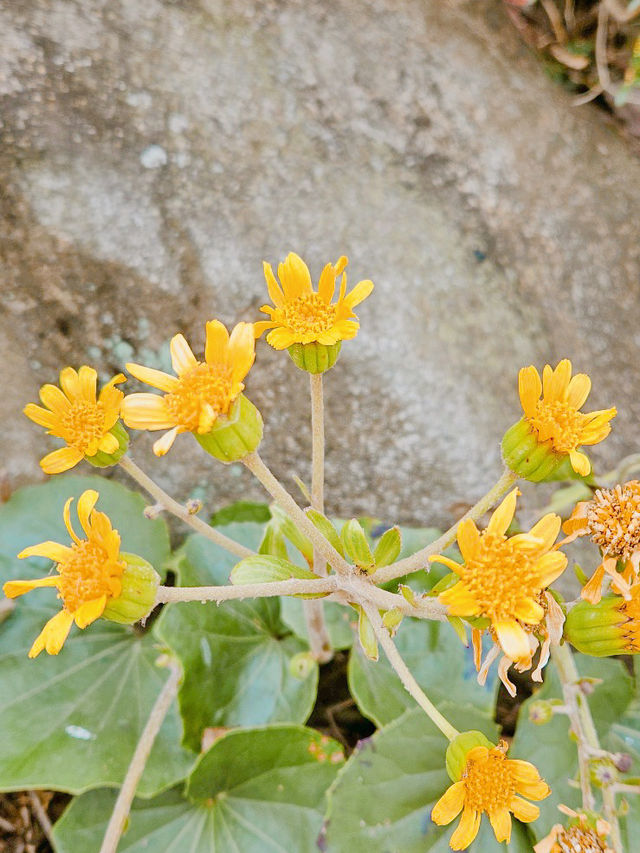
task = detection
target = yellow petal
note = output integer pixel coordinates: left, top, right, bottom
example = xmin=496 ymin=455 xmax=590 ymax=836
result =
xmin=457 ymin=519 xmax=480 ymax=561
xmin=262 ymin=261 xmax=285 ymax=308
xmin=431 ymin=781 xmax=465 ymax=825
xmin=548 ymin=359 xmax=572 ymax=402
xmin=534 ymin=551 xmax=568 ymax=586
xmin=489 ymin=808 xmax=512 ymax=843
xmin=569 ymin=450 xmax=591 ymax=477
xmin=205 ymin=319 xmax=230 ymax=364
xmin=510 ymin=795 xmax=542 ymax=822
xmin=18 ymin=541 xmax=73 ymax=563
xmin=518 ymin=366 xmax=542 ymax=417
xmin=3 ymin=576 xmax=60 ymax=598
xmin=528 ymin=514 xmax=561 ymax=551
xmin=59 ymin=367 xmax=81 ymax=400
xmin=334 ymin=255 xmax=348 ymax=275
xmin=78 ymin=365 xmax=99 ymax=401
xmin=317 ymin=263 xmax=337 ymax=303
xmin=513 ymin=598 xmax=545 ymax=625
xmin=29 ymin=609 xmax=75 ymax=657
xmin=121 ymin=394 xmax=175 ymax=430
xmin=533 ymin=827 xmax=561 ymax=853
xmin=566 ymin=373 xmax=591 ymax=409
xmin=581 ymin=564 xmax=605 ymax=604
xmin=74 ymin=595 xmax=107 ymax=629
xmin=429 ymin=555 xmax=464 ymax=574
xmin=494 ymin=619 xmax=530 ymax=661
xmin=254 ymin=320 xmax=278 ymax=338
xmin=266 ymin=327 xmax=297 ymax=349
xmin=516 ymin=777 xmax=551 ymax=800
xmin=40 ymin=446 xmax=84 ymax=474
xmin=450 ymin=806 xmax=481 ymax=851
xmin=39 ymin=383 xmax=71 ymax=413
xmin=78 ymin=489 xmax=99 ymax=538
xmin=97 ymin=432 xmax=120 ymax=454
xmin=170 ymin=333 xmax=198 ymax=376
xmin=509 ymin=759 xmax=543 ymax=784
xmin=23 ymin=403 xmax=58 ymax=430
xmin=126 ymin=363 xmax=179 ymax=392
xmin=487 ymin=488 xmax=519 ymax=537
xmin=153 ymin=426 xmax=180 ymax=456
xmin=279 ymin=253 xmax=312 ymax=298
xmin=343 ymin=279 xmax=374 ymax=310
xmin=228 ymin=322 xmax=256 ymax=384
xmin=63 ymin=497 xmax=81 ymax=544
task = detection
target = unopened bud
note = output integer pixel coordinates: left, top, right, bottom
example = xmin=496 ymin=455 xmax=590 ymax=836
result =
xmin=590 ymin=758 xmax=618 ymax=788
xmin=186 ymin=498 xmax=203 ymax=515
xmin=528 ymin=700 xmax=554 ymax=725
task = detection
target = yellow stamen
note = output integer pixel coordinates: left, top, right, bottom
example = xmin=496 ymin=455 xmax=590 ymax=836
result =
xmin=585 ymin=482 xmax=640 ymax=561
xmin=529 ymin=400 xmax=590 ymax=454
xmin=56 ymin=539 xmax=124 ymax=613
xmin=282 ymin=293 xmax=337 ymax=336
xmin=463 ymin=747 xmax=515 ymax=813
xmin=164 ymin=362 xmax=235 ymax=433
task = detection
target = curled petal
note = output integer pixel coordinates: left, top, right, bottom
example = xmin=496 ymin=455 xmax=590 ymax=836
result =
xmin=29 ymin=610 xmax=75 ymax=658
xmin=40 ymin=446 xmax=84 ymax=474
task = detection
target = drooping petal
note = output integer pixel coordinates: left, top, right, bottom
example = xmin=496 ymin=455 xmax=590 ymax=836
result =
xmin=126 ymin=363 xmax=179 ymax=392
xmin=77 ymin=489 xmax=99 ymax=537
xmin=74 ymin=595 xmax=107 ymax=629
xmin=253 ymin=319 xmax=278 ymax=338
xmin=205 ymin=319 xmax=230 ymax=365
xmin=494 ymin=619 xmax=530 ymax=661
xmin=498 ymin=656 xmax=517 ymax=697
xmin=449 ymin=806 xmax=481 ymax=851
xmin=518 ymin=366 xmax=542 ymax=418
xmin=489 ymin=808 xmax=512 ymax=843
xmin=23 ymin=403 xmax=58 ymax=430
xmin=343 ymin=279 xmax=374 ymax=309
xmin=3 ymin=576 xmax=60 ymax=598
xmin=40 ymin=446 xmax=85 ymax=474
xmin=18 ymin=541 xmax=73 ymax=563
xmin=566 ymin=373 xmax=591 ymax=409
xmin=121 ymin=394 xmax=175 ymax=430
xmin=63 ymin=497 xmax=81 ymax=543
xmin=170 ymin=333 xmax=198 ymax=376
xmin=431 ymin=781 xmax=465 ymax=825
xmin=581 ymin=564 xmax=606 ymax=604
xmin=153 ymin=426 xmax=180 ymax=457
xmin=471 ymin=628 xmax=483 ymax=670
xmin=510 ymin=796 xmax=541 ymax=823
xmin=487 ymin=488 xmax=519 ymax=537
xmin=262 ymin=261 xmax=285 ymax=308
xmin=569 ymin=449 xmax=591 ymax=477
xmin=28 ymin=609 xmax=75 ymax=658
xmin=228 ymin=322 xmax=256 ymax=384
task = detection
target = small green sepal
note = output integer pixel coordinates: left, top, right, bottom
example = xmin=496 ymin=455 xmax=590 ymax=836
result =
xmin=287 ymin=341 xmax=341 ymax=374
xmin=373 ymin=527 xmax=402 ymax=568
xmin=195 ymin=394 xmax=263 ymax=463
xmin=355 ymin=605 xmax=378 ymax=661
xmin=86 ymin=421 xmax=129 ymax=468
xmin=501 ymin=418 xmax=575 ymax=482
xmin=564 ymin=596 xmax=627 ymax=657
xmin=306 ymin=509 xmax=344 ymax=557
xmin=445 ymin=730 xmax=494 ymax=782
xmin=341 ymin=519 xmax=375 ymax=572
xmin=102 ymin=552 xmax=160 ymax=625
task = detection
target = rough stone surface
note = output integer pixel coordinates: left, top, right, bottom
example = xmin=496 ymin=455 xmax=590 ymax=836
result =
xmin=1 ymin=0 xmax=639 ymax=530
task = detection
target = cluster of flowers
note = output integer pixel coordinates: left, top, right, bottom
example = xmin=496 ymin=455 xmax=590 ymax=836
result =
xmin=3 ymin=250 xmax=636 ymax=850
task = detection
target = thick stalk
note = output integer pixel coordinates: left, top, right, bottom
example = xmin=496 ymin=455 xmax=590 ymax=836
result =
xmin=362 ymin=602 xmax=459 ymax=741
xmin=552 ymin=643 xmax=622 ymax=852
xmin=305 ymin=373 xmax=332 ymax=662
xmin=99 ymin=661 xmax=181 ymax=853
xmin=243 ymin=451 xmax=351 ymax=575
xmin=119 ymin=455 xmax=252 ymax=560
xmin=156 ymin=576 xmax=337 ymax=604
xmin=371 ymin=468 xmax=518 ymax=584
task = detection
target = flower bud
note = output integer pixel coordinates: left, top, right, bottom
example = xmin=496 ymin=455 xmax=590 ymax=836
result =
xmin=563 ymin=596 xmax=628 ymax=657
xmin=501 ymin=418 xmax=567 ymax=482
xmin=528 ymin=700 xmax=555 ymax=726
xmin=589 ymin=758 xmax=618 ymax=788
xmin=445 ymin=730 xmax=493 ymax=782
xmin=195 ymin=394 xmax=263 ymax=463
xmin=288 ymin=651 xmax=317 ymax=680
xmin=86 ymin=421 xmax=130 ymax=468
xmin=102 ymin=553 xmax=160 ymax=625
xmin=287 ymin=341 xmax=341 ymax=374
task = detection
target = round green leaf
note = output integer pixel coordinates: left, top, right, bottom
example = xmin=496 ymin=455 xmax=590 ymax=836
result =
xmin=155 ymin=531 xmax=319 ymax=751
xmin=348 ymin=616 xmax=497 ymax=727
xmin=323 ymin=706 xmax=529 ymax=852
xmin=53 ymin=726 xmax=344 ymax=853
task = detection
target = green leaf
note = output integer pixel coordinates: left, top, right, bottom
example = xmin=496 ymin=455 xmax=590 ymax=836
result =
xmin=511 ymin=653 xmax=634 ymax=841
xmin=323 ymin=707 xmax=530 ymax=852
xmin=230 ymin=554 xmax=319 ymax=585
xmin=269 ymin=504 xmax=313 ymax=563
xmin=355 ymin=605 xmax=378 ymax=661
xmin=279 ymin=597 xmax=355 ymax=650
xmin=0 ymin=476 xmax=190 ymax=796
xmin=53 ymin=726 xmax=344 ymax=853
xmin=341 ymin=519 xmax=375 ymax=570
xmin=258 ymin=522 xmax=290 ymax=559
xmin=373 ymin=525 xmax=402 ymax=568
xmin=305 ymin=509 xmax=345 ymax=557
xmin=154 ymin=529 xmax=319 ymax=751
xmin=210 ymin=500 xmax=271 ymax=526
xmin=348 ymin=616 xmax=497 ymax=727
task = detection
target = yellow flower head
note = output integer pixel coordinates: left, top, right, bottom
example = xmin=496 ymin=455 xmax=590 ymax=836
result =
xmin=121 ymin=320 xmax=255 ymax=456
xmin=254 ymin=252 xmax=374 ymax=349
xmin=562 ymin=482 xmax=640 ymax=603
xmin=433 ymin=740 xmax=549 ymax=850
xmin=534 ymin=805 xmax=612 ymax=853
xmin=24 ymin=367 xmax=126 ymax=474
xmin=4 ymin=490 xmax=125 ymax=657
xmin=518 ymin=359 xmax=616 ymax=476
xmin=431 ymin=489 xmax=567 ymax=662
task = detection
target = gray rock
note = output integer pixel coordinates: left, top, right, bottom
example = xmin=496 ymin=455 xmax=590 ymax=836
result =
xmin=1 ymin=0 xmax=639 ymax=532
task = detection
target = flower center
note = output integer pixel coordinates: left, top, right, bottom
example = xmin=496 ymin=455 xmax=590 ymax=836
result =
xmin=282 ymin=294 xmax=337 ymax=335
xmin=165 ymin=362 xmax=234 ymax=433
xmin=58 ymin=539 xmax=124 ymax=613
xmin=462 ymin=749 xmax=515 ymax=813
xmin=528 ymin=400 xmax=588 ymax=453
xmin=459 ymin=533 xmax=541 ymax=622
xmin=555 ymin=826 xmax=605 ymax=852
xmin=586 ymin=483 xmax=640 ymax=560
xmin=60 ymin=401 xmax=107 ymax=452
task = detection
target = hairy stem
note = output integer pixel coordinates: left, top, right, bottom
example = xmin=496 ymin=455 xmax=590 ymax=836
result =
xmin=371 ymin=468 xmax=518 ymax=584
xmin=119 ymin=455 xmax=253 ymax=560
xmin=552 ymin=643 xmax=622 ymax=852
xmin=243 ymin=451 xmax=351 ymax=575
xmin=156 ymin=576 xmax=337 ymax=604
xmin=362 ymin=602 xmax=459 ymax=741
xmin=99 ymin=660 xmax=181 ymax=853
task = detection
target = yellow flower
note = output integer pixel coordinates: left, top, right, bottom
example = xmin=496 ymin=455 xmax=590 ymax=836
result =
xmin=254 ymin=252 xmax=373 ymax=349
xmin=431 ymin=489 xmax=567 ymax=662
xmin=4 ymin=490 xmax=125 ymax=657
xmin=121 ymin=320 xmax=255 ymax=456
xmin=24 ymin=367 xmax=126 ymax=474
xmin=562 ymin=482 xmax=640 ymax=603
xmin=433 ymin=740 xmax=549 ymax=849
xmin=518 ymin=359 xmax=616 ymax=476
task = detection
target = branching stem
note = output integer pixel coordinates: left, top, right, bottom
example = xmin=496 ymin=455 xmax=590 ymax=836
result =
xmin=156 ymin=577 xmax=337 ymax=603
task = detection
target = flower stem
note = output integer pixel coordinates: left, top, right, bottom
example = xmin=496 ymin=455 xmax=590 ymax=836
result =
xmin=370 ymin=467 xmax=518 ymax=584
xmin=156 ymin=577 xmax=337 ymax=604
xmin=361 ymin=601 xmax=459 ymax=741
xmin=304 ymin=373 xmax=333 ymax=663
xmin=552 ymin=643 xmax=623 ymax=852
xmin=242 ymin=451 xmax=351 ymax=576
xmin=99 ymin=660 xmax=181 ymax=853
xmin=119 ymin=455 xmax=253 ymax=560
